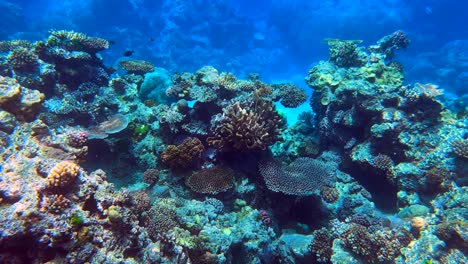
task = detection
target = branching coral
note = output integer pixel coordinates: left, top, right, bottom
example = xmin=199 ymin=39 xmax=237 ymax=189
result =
xmin=6 ymin=47 xmax=39 ymax=72
xmin=46 ymin=161 xmax=81 ymax=189
xmin=185 ymin=165 xmax=235 ymax=194
xmin=118 ymin=59 xmax=155 ymax=75
xmin=207 ymin=99 xmax=284 ymax=151
xmin=161 ymin=137 xmax=204 ymax=169
xmin=259 ymin=157 xmax=335 ymax=196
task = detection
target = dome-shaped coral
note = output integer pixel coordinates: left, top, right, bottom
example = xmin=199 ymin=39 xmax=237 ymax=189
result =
xmin=46 ymin=161 xmax=81 ymax=188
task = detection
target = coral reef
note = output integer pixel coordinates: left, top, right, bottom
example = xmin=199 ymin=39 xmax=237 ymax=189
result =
xmin=0 ymin=29 xmax=466 ymax=264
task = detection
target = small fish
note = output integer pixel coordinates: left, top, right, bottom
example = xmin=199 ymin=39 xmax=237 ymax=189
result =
xmin=109 ymin=40 xmax=116 ymax=45
xmin=149 ymin=37 xmax=155 ymax=42
xmin=123 ymin=50 xmax=134 ymax=57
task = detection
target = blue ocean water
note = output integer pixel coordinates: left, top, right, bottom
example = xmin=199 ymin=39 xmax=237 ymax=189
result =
xmin=0 ymin=0 xmax=467 ymax=263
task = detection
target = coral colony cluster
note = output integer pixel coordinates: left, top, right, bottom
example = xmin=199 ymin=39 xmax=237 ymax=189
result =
xmin=0 ymin=30 xmax=466 ymax=263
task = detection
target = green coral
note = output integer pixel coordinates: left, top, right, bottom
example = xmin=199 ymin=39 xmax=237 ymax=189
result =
xmin=70 ymin=213 xmax=84 ymax=227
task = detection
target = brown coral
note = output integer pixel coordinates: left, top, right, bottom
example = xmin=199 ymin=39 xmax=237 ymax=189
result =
xmin=46 ymin=161 xmax=81 ymax=188
xmin=161 ymin=138 xmax=204 ymax=169
xmin=207 ymin=99 xmax=284 ymax=151
xmin=118 ymin=59 xmax=155 ymax=75
xmin=186 ymin=165 xmax=235 ymax=194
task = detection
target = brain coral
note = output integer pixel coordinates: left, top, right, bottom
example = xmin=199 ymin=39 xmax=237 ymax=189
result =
xmin=207 ymin=99 xmax=284 ymax=151
xmin=46 ymin=161 xmax=81 ymax=188
xmin=259 ymin=157 xmax=335 ymax=196
xmin=185 ymin=165 xmax=235 ymax=194
xmin=161 ymin=137 xmax=205 ymax=169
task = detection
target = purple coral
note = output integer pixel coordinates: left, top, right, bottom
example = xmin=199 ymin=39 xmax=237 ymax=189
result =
xmin=66 ymin=131 xmax=88 ymax=148
xmin=259 ymin=157 xmax=335 ymax=196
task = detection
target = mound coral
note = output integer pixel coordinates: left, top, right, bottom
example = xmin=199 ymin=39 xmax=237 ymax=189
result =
xmin=0 ymin=76 xmax=45 ymax=121
xmin=259 ymin=157 xmax=335 ymax=196
xmin=207 ymin=99 xmax=284 ymax=151
xmin=46 ymin=160 xmax=81 ymax=189
xmin=118 ymin=59 xmax=155 ymax=75
xmin=161 ymin=137 xmax=204 ymax=169
xmin=185 ymin=165 xmax=235 ymax=194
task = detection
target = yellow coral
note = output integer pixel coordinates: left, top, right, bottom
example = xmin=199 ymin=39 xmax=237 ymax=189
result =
xmin=46 ymin=161 xmax=81 ymax=188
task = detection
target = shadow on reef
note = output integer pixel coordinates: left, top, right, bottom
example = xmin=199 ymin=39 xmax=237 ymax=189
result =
xmin=0 ymin=30 xmax=467 ymax=263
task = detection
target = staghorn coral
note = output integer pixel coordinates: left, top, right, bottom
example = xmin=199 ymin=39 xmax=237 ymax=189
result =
xmin=207 ymin=99 xmax=284 ymax=151
xmin=161 ymin=137 xmax=204 ymax=169
xmin=46 ymin=160 xmax=81 ymax=189
xmin=259 ymin=157 xmax=335 ymax=196
xmin=118 ymin=59 xmax=155 ymax=75
xmin=185 ymin=165 xmax=235 ymax=194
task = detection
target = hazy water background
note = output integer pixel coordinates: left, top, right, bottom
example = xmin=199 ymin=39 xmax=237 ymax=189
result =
xmin=2 ymin=0 xmax=467 ymax=96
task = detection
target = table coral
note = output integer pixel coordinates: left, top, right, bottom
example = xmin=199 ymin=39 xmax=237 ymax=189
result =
xmin=118 ymin=59 xmax=155 ymax=75
xmin=185 ymin=165 xmax=235 ymax=194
